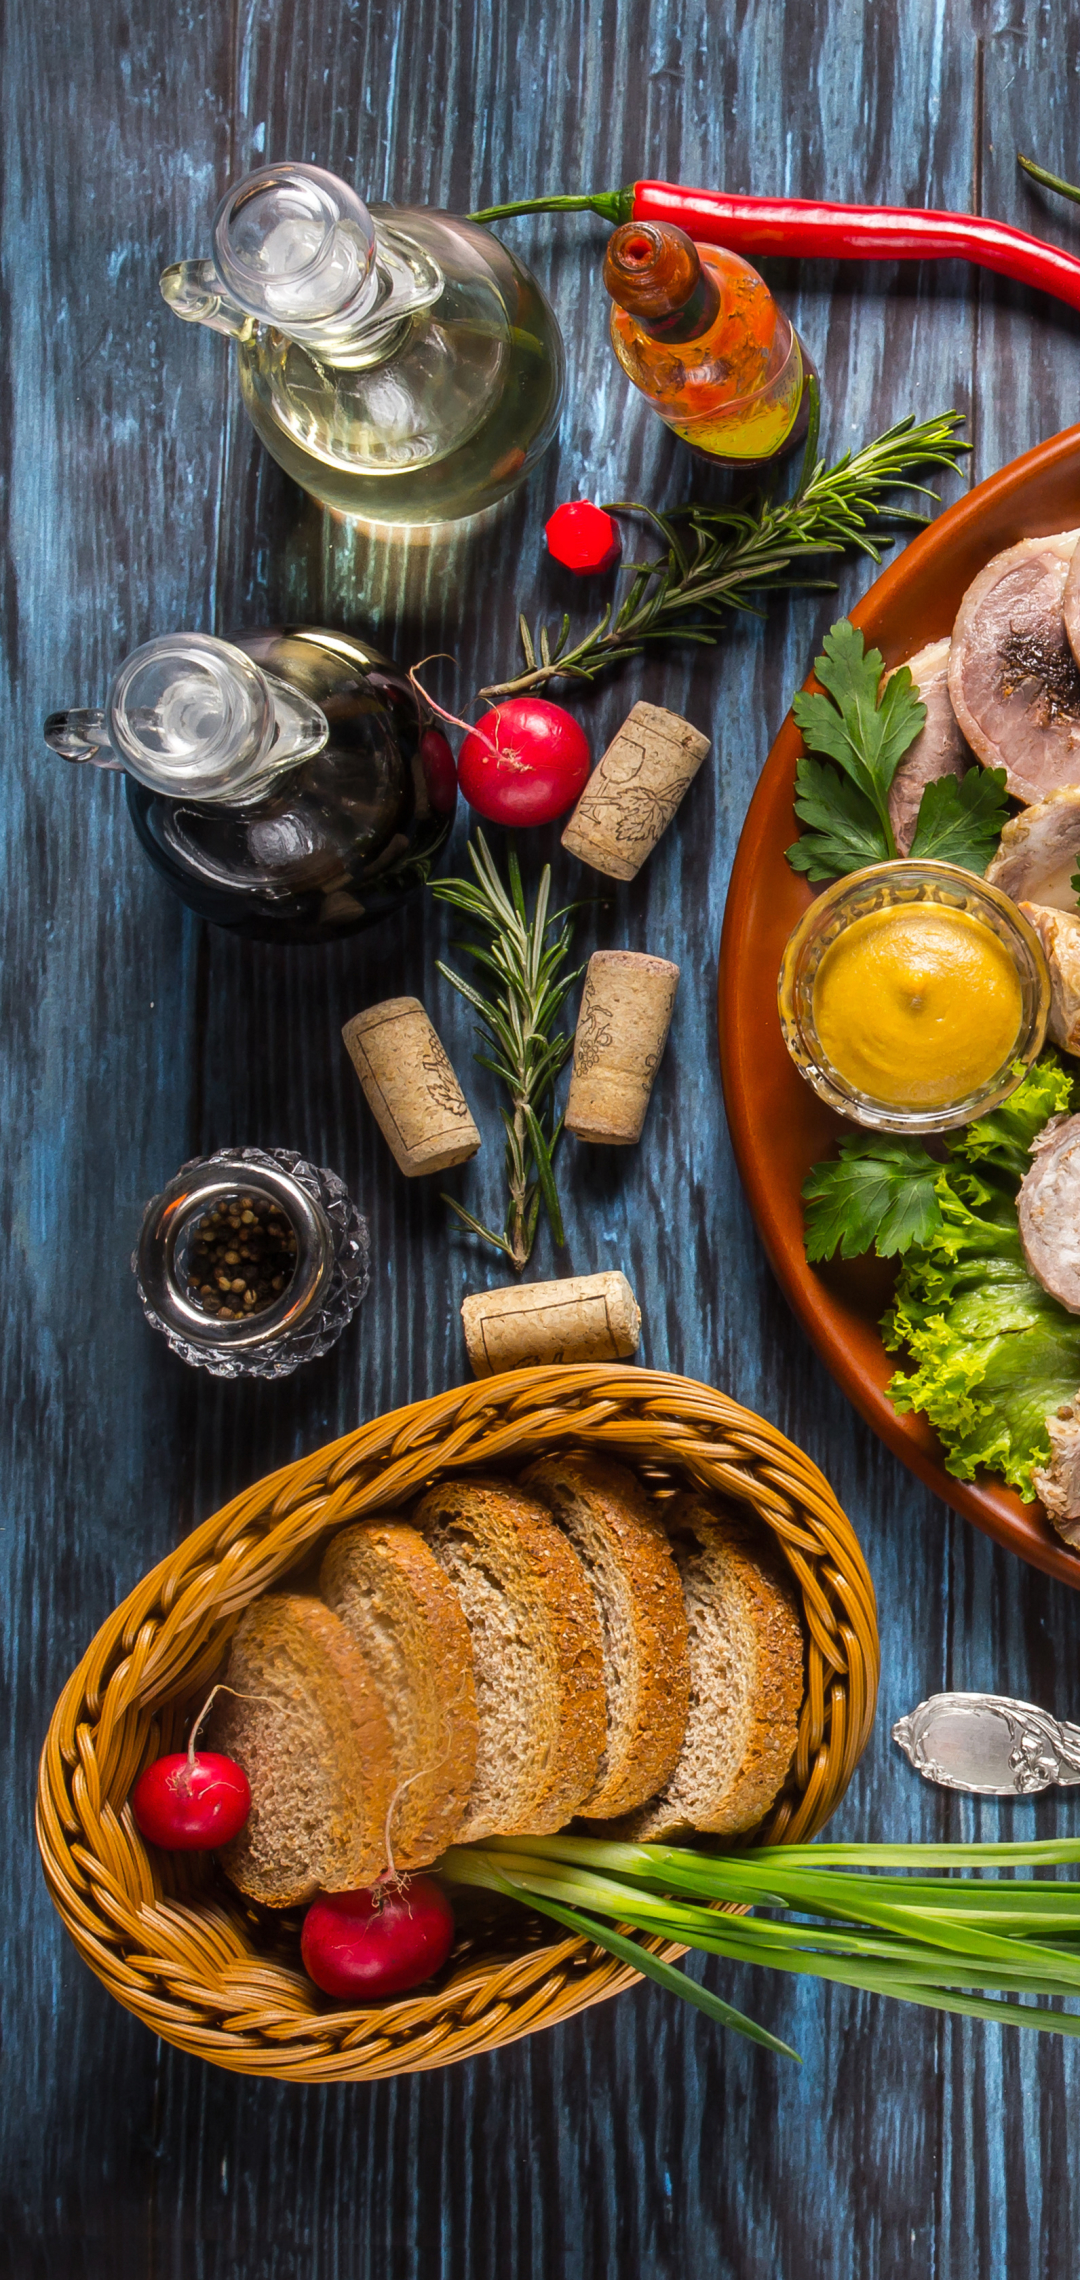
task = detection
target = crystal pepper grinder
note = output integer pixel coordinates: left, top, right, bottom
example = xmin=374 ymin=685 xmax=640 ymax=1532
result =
xmin=160 ymin=162 xmax=565 ymax=526
xmin=134 ymin=1148 xmax=370 ymax=1379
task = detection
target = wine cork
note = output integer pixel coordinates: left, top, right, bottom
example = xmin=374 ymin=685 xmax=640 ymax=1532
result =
xmin=561 ymin=702 xmax=710 ymax=880
xmin=342 ymin=997 xmax=481 ymax=1176
xmin=565 ymin=951 xmax=679 ymax=1145
xmin=461 ymin=1271 xmax=641 ymax=1377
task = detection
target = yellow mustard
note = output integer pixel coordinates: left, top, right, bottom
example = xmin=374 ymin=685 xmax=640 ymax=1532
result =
xmin=812 ymin=904 xmax=1023 ymax=1110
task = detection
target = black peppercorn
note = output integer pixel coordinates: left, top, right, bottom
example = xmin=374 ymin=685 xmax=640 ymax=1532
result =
xmin=181 ymin=1193 xmax=298 ymax=1319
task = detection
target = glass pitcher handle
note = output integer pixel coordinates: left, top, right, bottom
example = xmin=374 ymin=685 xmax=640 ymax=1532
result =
xmin=44 ymin=640 xmax=329 ymax=803
xmin=43 ymin=708 xmax=124 ymax=770
xmin=159 ymin=260 xmax=254 ymax=340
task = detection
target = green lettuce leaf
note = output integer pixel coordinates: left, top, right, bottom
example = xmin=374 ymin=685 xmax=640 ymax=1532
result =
xmin=950 ymin=1056 xmax=1076 ymax=1182
xmin=886 ymin=1202 xmax=1080 ymax=1501
xmin=801 ymin=1054 xmax=1080 ymax=1501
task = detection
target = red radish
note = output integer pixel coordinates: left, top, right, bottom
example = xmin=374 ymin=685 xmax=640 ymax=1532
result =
xmin=545 ymin=499 xmax=622 ymax=574
xmin=301 ymin=1877 xmax=454 ymax=1998
xmin=457 ymin=698 xmax=591 ymax=826
xmin=129 ymin=1683 xmax=258 ymax=1851
xmin=131 ymin=1751 xmax=251 ymax=1850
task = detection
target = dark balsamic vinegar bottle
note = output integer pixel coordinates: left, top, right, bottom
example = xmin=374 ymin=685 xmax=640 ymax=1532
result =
xmin=44 ymin=626 xmax=455 ymax=943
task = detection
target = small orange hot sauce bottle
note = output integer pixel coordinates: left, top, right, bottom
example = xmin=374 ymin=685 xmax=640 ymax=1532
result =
xmin=604 ymin=219 xmax=813 ymax=464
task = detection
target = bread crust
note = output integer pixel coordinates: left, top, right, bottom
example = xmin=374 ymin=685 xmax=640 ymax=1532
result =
xmin=520 ymin=1452 xmax=690 ymax=1816
xmin=411 ymin=1474 xmax=606 ymax=1837
xmin=616 ymin=1496 xmax=804 ymax=1843
xmin=210 ymin=1593 xmax=395 ymax=1906
xmin=319 ymin=1518 xmax=478 ymax=1868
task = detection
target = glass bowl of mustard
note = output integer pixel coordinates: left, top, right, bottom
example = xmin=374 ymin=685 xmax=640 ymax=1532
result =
xmin=777 ymin=860 xmax=1051 ymax=1133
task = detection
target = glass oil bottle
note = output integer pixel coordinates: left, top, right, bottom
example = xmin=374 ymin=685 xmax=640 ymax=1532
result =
xmin=161 ymin=163 xmax=565 ymax=527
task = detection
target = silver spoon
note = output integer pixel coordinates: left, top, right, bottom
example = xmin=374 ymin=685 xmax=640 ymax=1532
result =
xmin=892 ymin=1692 xmax=1080 ymax=1795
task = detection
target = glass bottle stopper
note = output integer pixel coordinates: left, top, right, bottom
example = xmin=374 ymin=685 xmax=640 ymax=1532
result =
xmin=214 ymin=165 xmax=380 ymax=330
xmin=161 ymin=163 xmax=443 ymax=361
xmin=44 ymin=634 xmax=327 ymax=803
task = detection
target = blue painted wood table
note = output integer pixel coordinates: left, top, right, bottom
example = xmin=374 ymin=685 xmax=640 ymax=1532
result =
xmin=7 ymin=1 xmax=1080 ymax=2273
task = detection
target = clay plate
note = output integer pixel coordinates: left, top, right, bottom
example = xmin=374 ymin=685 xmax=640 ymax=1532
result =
xmin=719 ymin=421 xmax=1080 ymax=1588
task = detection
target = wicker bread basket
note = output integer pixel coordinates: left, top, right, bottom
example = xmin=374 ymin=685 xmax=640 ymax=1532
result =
xmin=37 ymin=1366 xmax=879 ymax=2082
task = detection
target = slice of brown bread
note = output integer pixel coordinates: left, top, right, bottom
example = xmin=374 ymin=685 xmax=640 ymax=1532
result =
xmin=519 ymin=1452 xmax=690 ymax=1817
xmin=208 ymin=1593 xmax=395 ymax=1906
xmin=615 ymin=1494 xmax=804 ymax=1842
xmin=410 ymin=1474 xmax=606 ymax=1839
xmin=319 ymin=1517 xmax=478 ymax=1870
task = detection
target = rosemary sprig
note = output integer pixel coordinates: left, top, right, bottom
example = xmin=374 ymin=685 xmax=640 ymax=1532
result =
xmin=432 ymin=834 xmax=583 ymax=1270
xmin=480 ymin=390 xmax=968 ymax=700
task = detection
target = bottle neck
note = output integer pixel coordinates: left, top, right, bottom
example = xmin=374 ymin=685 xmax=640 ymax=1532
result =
xmin=635 ymin=267 xmax=722 ymax=344
xmin=603 ymin=219 xmax=721 ymax=343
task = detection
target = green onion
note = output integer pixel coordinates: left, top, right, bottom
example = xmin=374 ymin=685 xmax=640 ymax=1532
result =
xmin=436 ymin=1831 xmax=1080 ymax=2061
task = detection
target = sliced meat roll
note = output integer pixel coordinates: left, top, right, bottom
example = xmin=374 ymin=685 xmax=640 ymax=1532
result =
xmin=1063 ymin=544 xmax=1080 ymax=668
xmin=1032 ymin=1401 xmax=1080 ymax=1543
xmin=986 ymin=786 xmax=1080 ymax=913
xmin=948 ymin=531 xmax=1080 ymax=804
xmin=1020 ymin=903 xmax=1080 ymax=1057
xmin=1017 ymin=1112 xmax=1080 ymax=1313
xmin=884 ymin=639 xmax=971 ymax=855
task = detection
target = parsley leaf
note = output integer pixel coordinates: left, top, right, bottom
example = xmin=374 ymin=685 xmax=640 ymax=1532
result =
xmin=792 ymin=619 xmax=925 ymax=855
xmin=801 ymin=1134 xmax=942 ymax=1262
xmin=907 ymin=765 xmax=1010 ymax=872
xmin=785 ymin=755 xmax=891 ymax=879
xmin=785 ymin=618 xmax=1010 ymax=882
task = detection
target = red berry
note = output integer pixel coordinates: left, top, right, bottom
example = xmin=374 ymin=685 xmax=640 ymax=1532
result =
xmin=457 ymin=698 xmax=590 ymax=827
xmin=545 ymin=500 xmax=622 ymax=575
xmin=301 ymin=1877 xmax=455 ymax=1999
xmin=131 ymin=1752 xmax=251 ymax=1851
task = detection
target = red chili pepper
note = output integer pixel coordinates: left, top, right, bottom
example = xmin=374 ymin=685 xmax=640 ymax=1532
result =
xmin=472 ymin=181 xmax=1080 ymax=317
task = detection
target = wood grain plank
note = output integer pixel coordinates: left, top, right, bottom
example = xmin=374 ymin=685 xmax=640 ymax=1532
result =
xmin=13 ymin=0 xmax=1080 ymax=2274
xmin=972 ymin=15 xmax=1080 ymax=482
xmin=128 ymin=0 xmax=986 ymax=2273
xmin=0 ymin=0 xmax=236 ymax=2271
